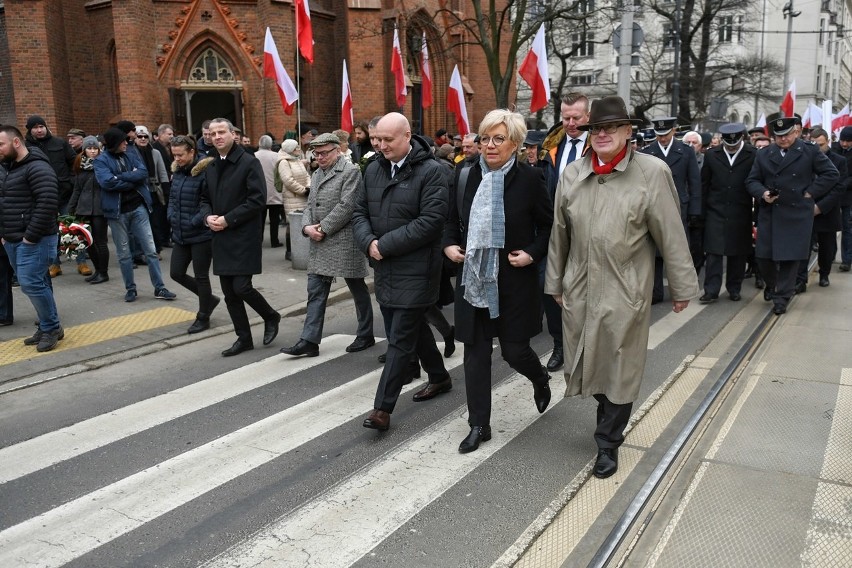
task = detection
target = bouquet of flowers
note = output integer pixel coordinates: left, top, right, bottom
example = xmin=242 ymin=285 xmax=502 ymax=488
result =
xmin=57 ymin=215 xmax=93 ymax=260
xmin=358 ymin=151 xmax=376 ymax=173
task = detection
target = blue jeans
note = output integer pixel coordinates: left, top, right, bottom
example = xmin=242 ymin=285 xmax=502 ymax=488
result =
xmin=108 ymin=205 xmax=164 ymax=292
xmin=4 ymin=235 xmax=61 ymax=332
xmin=841 ymin=205 xmax=852 ymax=265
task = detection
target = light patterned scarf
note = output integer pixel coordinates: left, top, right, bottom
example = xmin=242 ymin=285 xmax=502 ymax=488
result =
xmin=461 ymin=155 xmax=514 ymax=318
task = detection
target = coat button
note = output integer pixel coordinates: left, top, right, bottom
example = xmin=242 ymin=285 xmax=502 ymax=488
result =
xmin=598 ymin=177 xmax=605 ymax=184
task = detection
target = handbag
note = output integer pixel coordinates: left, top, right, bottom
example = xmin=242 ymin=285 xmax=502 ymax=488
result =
xmin=149 ymin=177 xmax=166 ymax=205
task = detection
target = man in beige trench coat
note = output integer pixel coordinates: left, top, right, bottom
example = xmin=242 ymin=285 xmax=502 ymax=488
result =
xmin=545 ymin=96 xmax=700 ymax=479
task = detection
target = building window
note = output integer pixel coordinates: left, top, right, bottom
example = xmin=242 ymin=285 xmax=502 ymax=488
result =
xmin=189 ymin=48 xmax=236 ymax=84
xmin=820 ymin=19 xmax=825 ymax=45
xmin=570 ymin=74 xmax=596 ymax=85
xmin=825 ymin=72 xmax=831 ymax=96
xmin=736 ymin=15 xmax=744 ymax=43
xmin=816 ymin=65 xmax=822 ymax=92
xmin=719 ymin=15 xmax=733 ymax=43
xmin=571 ymin=31 xmax=595 ymax=57
xmin=663 ymin=23 xmax=675 ymax=49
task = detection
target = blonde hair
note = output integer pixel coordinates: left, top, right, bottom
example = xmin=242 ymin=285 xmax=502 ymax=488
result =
xmin=478 ymin=109 xmax=526 ymax=148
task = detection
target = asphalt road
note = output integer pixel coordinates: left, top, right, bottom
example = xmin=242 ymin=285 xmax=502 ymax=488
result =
xmin=0 ymin=283 xmax=756 ymax=568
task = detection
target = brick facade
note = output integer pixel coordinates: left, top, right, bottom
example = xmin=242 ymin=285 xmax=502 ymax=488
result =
xmin=2 ymin=0 xmax=507 ymax=141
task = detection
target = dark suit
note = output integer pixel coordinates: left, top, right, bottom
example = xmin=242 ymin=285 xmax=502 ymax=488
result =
xmin=444 ymin=160 xmax=552 ymax=426
xmin=700 ymin=143 xmax=757 ymax=297
xmin=200 ymin=143 xmax=278 ymax=342
xmin=641 ymin=139 xmax=702 ymax=299
xmin=746 ymin=139 xmax=839 ymax=308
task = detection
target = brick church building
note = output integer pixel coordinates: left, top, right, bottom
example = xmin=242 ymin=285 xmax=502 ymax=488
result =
xmin=0 ymin=0 xmax=504 ymax=141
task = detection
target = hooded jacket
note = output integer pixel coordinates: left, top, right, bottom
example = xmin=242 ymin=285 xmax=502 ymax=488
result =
xmin=0 ymin=147 xmax=59 ymax=243
xmin=352 ymin=134 xmax=448 ymax=308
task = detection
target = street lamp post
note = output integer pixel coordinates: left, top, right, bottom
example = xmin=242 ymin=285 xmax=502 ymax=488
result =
xmin=671 ymin=0 xmax=681 ymax=119
xmin=782 ymin=0 xmax=801 ymax=89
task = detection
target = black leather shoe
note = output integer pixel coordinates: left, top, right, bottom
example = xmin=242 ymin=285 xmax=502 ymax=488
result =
xmin=88 ymin=272 xmax=109 ymax=284
xmin=819 ymin=276 xmax=830 ymax=287
xmin=378 ymin=352 xmax=387 ymax=363
xmin=222 ymin=339 xmax=253 ymax=357
xmin=773 ymin=304 xmax=787 ymax=315
xmin=546 ymin=346 xmax=564 ymax=372
xmin=795 ymin=281 xmax=807 ymax=294
xmin=84 ymin=271 xmax=100 ymax=282
xmin=699 ymin=293 xmax=718 ymax=304
xmin=593 ymin=448 xmax=618 ymax=479
xmin=412 ymin=377 xmax=452 ymax=402
xmin=532 ymin=370 xmax=551 ymax=413
xmin=363 ymin=409 xmax=390 ymax=431
xmin=263 ymin=313 xmax=281 ymax=345
xmin=346 ymin=336 xmax=375 ymax=353
xmin=443 ymin=326 xmax=455 ymax=358
xmin=763 ymin=289 xmax=773 ymax=302
xmin=280 ymin=339 xmax=319 ymax=357
xmin=459 ymin=425 xmax=492 ymax=454
xmin=754 ymin=278 xmax=765 ymax=289
xmin=729 ymin=292 xmax=741 ymax=301
xmin=187 ymin=318 xmax=210 ymax=334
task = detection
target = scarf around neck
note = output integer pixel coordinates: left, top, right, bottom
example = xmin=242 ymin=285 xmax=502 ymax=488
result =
xmin=461 ymin=155 xmax=514 ymax=318
xmin=591 ymin=143 xmax=628 ymax=175
xmin=80 ymin=156 xmax=95 ymax=171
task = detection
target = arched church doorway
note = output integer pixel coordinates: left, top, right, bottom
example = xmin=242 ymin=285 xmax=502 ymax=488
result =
xmin=170 ymin=47 xmax=244 ymax=137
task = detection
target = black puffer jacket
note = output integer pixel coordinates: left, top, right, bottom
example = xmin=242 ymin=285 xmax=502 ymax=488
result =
xmin=352 ymin=134 xmax=448 ymax=308
xmin=68 ymin=164 xmax=103 ymax=217
xmin=0 ymin=147 xmax=59 ymax=243
xmin=169 ymin=156 xmax=214 ymax=245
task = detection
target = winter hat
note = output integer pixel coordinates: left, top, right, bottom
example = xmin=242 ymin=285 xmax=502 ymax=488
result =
xmin=67 ymin=128 xmax=86 ymax=138
xmin=280 ymin=139 xmax=299 ymax=155
xmin=840 ymin=126 xmax=852 ymax=142
xmin=81 ymin=136 xmax=100 ymax=151
xmin=115 ymin=120 xmax=136 ymax=134
xmin=103 ymin=127 xmax=127 ymax=152
xmin=437 ymin=144 xmax=454 ymax=159
xmin=135 ymin=125 xmax=151 ymax=137
xmin=26 ymin=115 xmax=47 ymax=130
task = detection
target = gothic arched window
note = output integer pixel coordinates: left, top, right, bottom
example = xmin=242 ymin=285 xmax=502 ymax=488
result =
xmin=188 ymin=48 xmax=236 ymax=83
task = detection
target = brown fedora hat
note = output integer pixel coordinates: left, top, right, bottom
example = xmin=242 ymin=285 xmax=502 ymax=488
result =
xmin=578 ymin=96 xmax=644 ymax=131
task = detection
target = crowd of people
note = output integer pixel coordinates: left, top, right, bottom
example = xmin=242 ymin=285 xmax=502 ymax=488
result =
xmin=1 ymin=91 xmax=849 ymax=478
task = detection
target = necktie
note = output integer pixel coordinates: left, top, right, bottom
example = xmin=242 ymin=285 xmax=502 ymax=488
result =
xmin=391 ymin=165 xmax=398 ymax=178
xmin=567 ymin=138 xmax=580 ymax=163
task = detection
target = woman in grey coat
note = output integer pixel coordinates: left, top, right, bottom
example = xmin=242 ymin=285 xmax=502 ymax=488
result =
xmin=280 ymin=133 xmax=374 ymax=357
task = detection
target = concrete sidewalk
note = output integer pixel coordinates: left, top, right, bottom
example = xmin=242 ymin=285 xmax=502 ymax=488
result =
xmin=636 ymin=267 xmax=852 ymax=566
xmin=0 ymin=240 xmax=365 ymax=387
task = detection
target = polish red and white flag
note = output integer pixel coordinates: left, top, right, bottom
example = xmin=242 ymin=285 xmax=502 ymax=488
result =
xmin=755 ymin=113 xmax=767 ymax=136
xmin=832 ymin=104 xmax=851 ymax=135
xmin=421 ymin=32 xmax=433 ymax=109
xmin=803 ymin=103 xmax=823 ymax=129
xmin=391 ymin=27 xmax=407 ymax=108
xmin=518 ymin=24 xmax=551 ymax=113
xmin=448 ymin=65 xmax=470 ymax=136
xmin=780 ymin=80 xmax=796 ymax=117
xmin=341 ymin=59 xmax=353 ymax=133
xmin=263 ymin=28 xmax=298 ymax=115
xmin=295 ymin=0 xmax=314 ymax=64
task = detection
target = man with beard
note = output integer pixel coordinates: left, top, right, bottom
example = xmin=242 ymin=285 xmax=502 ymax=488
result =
xmin=0 ymin=125 xmax=64 ymax=351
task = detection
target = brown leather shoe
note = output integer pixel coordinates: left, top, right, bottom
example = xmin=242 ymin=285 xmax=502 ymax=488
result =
xmin=412 ymin=377 xmax=452 ymax=402
xmin=77 ymin=263 xmax=93 ymax=276
xmin=49 ymin=264 xmax=62 ymax=278
xmin=363 ymin=409 xmax=390 ymax=431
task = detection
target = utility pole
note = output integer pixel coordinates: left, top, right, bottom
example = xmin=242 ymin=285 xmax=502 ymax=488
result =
xmin=782 ymin=0 xmax=801 ymax=89
xmin=617 ymin=3 xmax=635 ymax=105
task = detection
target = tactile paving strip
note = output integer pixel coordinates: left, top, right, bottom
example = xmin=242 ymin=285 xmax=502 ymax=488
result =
xmin=648 ymin=462 xmax=816 ymax=567
xmin=0 ymin=306 xmax=195 ymax=366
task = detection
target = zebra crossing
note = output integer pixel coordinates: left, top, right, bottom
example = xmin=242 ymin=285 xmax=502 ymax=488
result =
xmin=0 ymin=299 xmax=713 ymax=568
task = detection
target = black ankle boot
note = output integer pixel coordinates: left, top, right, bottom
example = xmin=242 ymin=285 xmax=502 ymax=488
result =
xmin=459 ymin=425 xmax=492 ymax=453
xmin=532 ymin=367 xmax=552 ymax=413
xmin=88 ymin=272 xmax=109 ymax=284
xmin=187 ymin=315 xmax=210 ymax=334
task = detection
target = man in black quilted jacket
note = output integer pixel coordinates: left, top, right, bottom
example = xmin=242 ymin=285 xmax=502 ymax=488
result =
xmin=353 ymin=112 xmax=450 ymax=431
xmin=0 ymin=124 xmax=64 ymax=351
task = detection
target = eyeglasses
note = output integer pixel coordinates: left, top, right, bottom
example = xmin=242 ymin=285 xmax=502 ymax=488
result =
xmin=479 ymin=135 xmax=507 ymax=147
xmin=590 ymin=123 xmax=629 ymax=135
xmin=313 ymin=148 xmax=338 ymax=158
xmin=137 ymin=135 xmax=149 ymax=139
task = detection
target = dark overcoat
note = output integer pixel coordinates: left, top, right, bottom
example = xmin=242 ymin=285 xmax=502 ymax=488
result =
xmin=701 ymin=143 xmax=757 ymax=256
xmin=812 ymin=150 xmax=847 ymax=232
xmin=200 ymin=144 xmax=266 ymax=275
xmin=444 ymin=160 xmax=552 ymax=344
xmin=746 ymin=139 xmax=839 ymax=261
xmin=640 ymin=139 xmax=702 ymax=220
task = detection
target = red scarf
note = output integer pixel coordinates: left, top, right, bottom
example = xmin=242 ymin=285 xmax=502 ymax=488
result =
xmin=591 ymin=144 xmax=629 ymax=175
